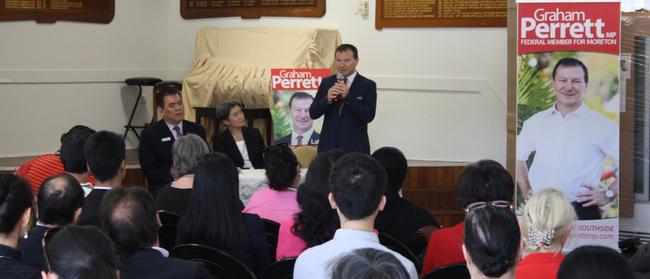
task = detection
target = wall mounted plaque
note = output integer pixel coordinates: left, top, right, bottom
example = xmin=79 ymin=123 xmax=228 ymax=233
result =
xmin=181 ymin=0 xmax=325 ymax=19
xmin=0 ymin=0 xmax=114 ymax=23
xmin=376 ymin=0 xmax=506 ymax=29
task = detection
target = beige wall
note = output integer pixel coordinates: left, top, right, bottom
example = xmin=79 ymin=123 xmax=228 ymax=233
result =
xmin=0 ymin=0 xmax=507 ymax=165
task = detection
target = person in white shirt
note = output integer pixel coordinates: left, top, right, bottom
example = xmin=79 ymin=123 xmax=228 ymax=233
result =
xmin=516 ymin=57 xmax=619 ymax=220
xmin=294 ymin=153 xmax=418 ymax=279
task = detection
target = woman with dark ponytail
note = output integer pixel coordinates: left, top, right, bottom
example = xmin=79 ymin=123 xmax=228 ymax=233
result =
xmin=462 ymin=205 xmax=520 ymax=279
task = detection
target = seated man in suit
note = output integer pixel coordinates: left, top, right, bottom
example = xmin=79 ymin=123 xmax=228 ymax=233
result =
xmin=77 ymin=131 xmax=126 ymax=228
xmin=18 ymin=173 xmax=84 ymax=270
xmin=294 ymin=153 xmax=418 ymax=279
xmin=139 ymin=86 xmax=206 ymax=196
xmin=100 ymin=187 xmax=210 ymax=279
xmin=275 ymin=92 xmax=320 ymax=146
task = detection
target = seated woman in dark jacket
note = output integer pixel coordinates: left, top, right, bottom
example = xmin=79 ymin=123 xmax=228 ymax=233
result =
xmin=177 ymin=153 xmax=271 ymax=275
xmin=212 ymin=101 xmax=265 ymax=169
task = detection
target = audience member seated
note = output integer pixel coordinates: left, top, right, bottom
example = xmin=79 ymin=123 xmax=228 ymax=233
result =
xmin=16 ymin=125 xmax=96 ymax=194
xmin=41 ymin=225 xmax=118 ymax=279
xmin=422 ymin=160 xmax=514 ymax=275
xmin=100 ymin=187 xmax=210 ymax=279
xmin=177 ymin=153 xmax=271 ymax=275
xmin=462 ymin=205 xmax=520 ymax=279
xmin=243 ymin=143 xmax=301 ymax=223
xmin=276 ymin=150 xmax=344 ymax=260
xmin=558 ymin=245 xmax=635 ymax=279
xmin=516 ymin=188 xmax=575 ymax=279
xmin=18 ymin=173 xmax=84 ymax=270
xmin=294 ymin=153 xmax=418 ymax=279
xmin=372 ymin=147 xmax=440 ymax=256
xmin=156 ymin=134 xmax=210 ymax=216
xmin=60 ymin=135 xmax=94 ymax=196
xmin=77 ymin=131 xmax=126 ymax=228
xmin=631 ymin=234 xmax=650 ymax=278
xmin=213 ymin=101 xmax=265 ymax=169
xmin=330 ymin=248 xmax=410 ymax=279
xmin=0 ymin=174 xmax=40 ymax=279
xmin=139 ymin=86 xmax=206 ymax=196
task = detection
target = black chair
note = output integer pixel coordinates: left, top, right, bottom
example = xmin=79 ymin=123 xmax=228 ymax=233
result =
xmin=171 ymin=243 xmax=257 ymax=279
xmin=157 ymin=210 xmax=181 ymax=226
xmin=260 ymin=258 xmax=296 ymax=279
xmin=158 ymin=225 xmax=177 ymax=251
xmin=261 ymin=219 xmax=280 ymax=261
xmin=123 ymin=77 xmax=162 ymax=140
xmin=378 ymin=232 xmax=422 ymax=273
xmin=421 ymin=263 xmax=469 ymax=279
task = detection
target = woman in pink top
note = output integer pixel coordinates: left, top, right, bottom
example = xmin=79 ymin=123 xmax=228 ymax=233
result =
xmin=276 ymin=150 xmax=344 ymax=260
xmin=243 ymin=143 xmax=301 ymax=223
xmin=516 ymin=188 xmax=575 ymax=279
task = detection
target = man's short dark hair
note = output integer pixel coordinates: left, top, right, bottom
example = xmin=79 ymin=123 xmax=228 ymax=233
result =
xmin=83 ymin=131 xmax=125 ymax=182
xmin=60 ymin=125 xmax=96 ymax=145
xmin=100 ymin=187 xmax=158 ymax=256
xmin=336 ymin=44 xmax=358 ymax=60
xmin=288 ymin=92 xmax=314 ymax=109
xmin=45 ymin=225 xmax=117 ymax=279
xmin=371 ymin=147 xmax=407 ymax=194
xmin=330 ymin=153 xmax=386 ymax=220
xmin=457 ymin=160 xmax=514 ymax=209
xmin=61 ymin=137 xmax=89 ymax=174
xmin=154 ymin=87 xmax=182 ymax=109
xmin=38 ymin=173 xmax=84 ymax=226
xmin=552 ymin=57 xmax=589 ymax=83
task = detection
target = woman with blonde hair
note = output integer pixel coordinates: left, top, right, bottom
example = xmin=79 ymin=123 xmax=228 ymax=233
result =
xmin=516 ymin=188 xmax=576 ymax=279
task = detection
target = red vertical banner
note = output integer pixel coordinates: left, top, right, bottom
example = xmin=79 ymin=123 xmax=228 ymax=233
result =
xmin=270 ymin=69 xmax=332 ymax=147
xmin=516 ymin=0 xmax=620 ymax=250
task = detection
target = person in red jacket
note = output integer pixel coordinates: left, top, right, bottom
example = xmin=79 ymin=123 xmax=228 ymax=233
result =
xmin=421 ymin=160 xmax=514 ymax=276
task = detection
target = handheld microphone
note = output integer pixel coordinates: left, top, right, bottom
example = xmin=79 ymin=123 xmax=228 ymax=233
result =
xmin=334 ymin=73 xmax=345 ymax=102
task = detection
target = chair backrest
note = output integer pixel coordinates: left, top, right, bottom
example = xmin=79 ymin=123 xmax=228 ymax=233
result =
xmin=158 ymin=225 xmax=177 ymax=251
xmin=262 ymin=219 xmax=280 ymax=261
xmin=378 ymin=232 xmax=422 ymax=273
xmin=291 ymin=146 xmax=317 ymax=168
xmin=171 ymin=243 xmax=257 ymax=279
xmin=157 ymin=210 xmax=181 ymax=226
xmin=260 ymin=258 xmax=296 ymax=279
xmin=421 ymin=263 xmax=470 ymax=279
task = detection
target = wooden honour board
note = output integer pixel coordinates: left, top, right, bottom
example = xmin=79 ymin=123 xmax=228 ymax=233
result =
xmin=0 ymin=0 xmax=113 ymax=23
xmin=376 ymin=0 xmax=506 ymax=29
xmin=181 ymin=0 xmax=325 ymax=19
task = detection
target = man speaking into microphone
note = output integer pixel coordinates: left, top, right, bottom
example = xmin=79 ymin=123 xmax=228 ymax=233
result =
xmin=309 ymin=44 xmax=377 ymax=154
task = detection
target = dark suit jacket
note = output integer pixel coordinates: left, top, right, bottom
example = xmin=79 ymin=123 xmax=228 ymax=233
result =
xmin=77 ymin=188 xmax=109 ymax=228
xmin=0 ymin=244 xmax=39 ymax=279
xmin=309 ymin=73 xmax=377 ymax=154
xmin=139 ymin=120 xmax=206 ymax=193
xmin=213 ymin=127 xmax=265 ymax=169
xmin=18 ymin=225 xmax=49 ymax=270
xmin=118 ymin=248 xmax=210 ymax=279
xmin=274 ymin=131 xmax=320 ymax=145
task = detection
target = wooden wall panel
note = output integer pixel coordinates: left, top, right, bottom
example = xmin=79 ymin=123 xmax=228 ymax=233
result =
xmin=402 ymin=166 xmax=465 ymax=228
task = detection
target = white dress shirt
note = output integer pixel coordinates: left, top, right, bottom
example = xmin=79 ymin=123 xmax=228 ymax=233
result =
xmin=516 ymin=103 xmax=619 ymax=201
xmin=235 ymin=140 xmax=253 ymax=169
xmin=294 ymin=229 xmax=418 ymax=279
xmin=291 ymin=128 xmax=315 ymax=146
xmin=165 ymin=121 xmax=184 ymax=140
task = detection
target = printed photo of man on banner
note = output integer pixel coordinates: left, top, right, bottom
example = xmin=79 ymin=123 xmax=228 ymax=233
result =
xmin=516 ymin=0 xmax=620 ymax=249
xmin=271 ymin=69 xmax=332 ymax=147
